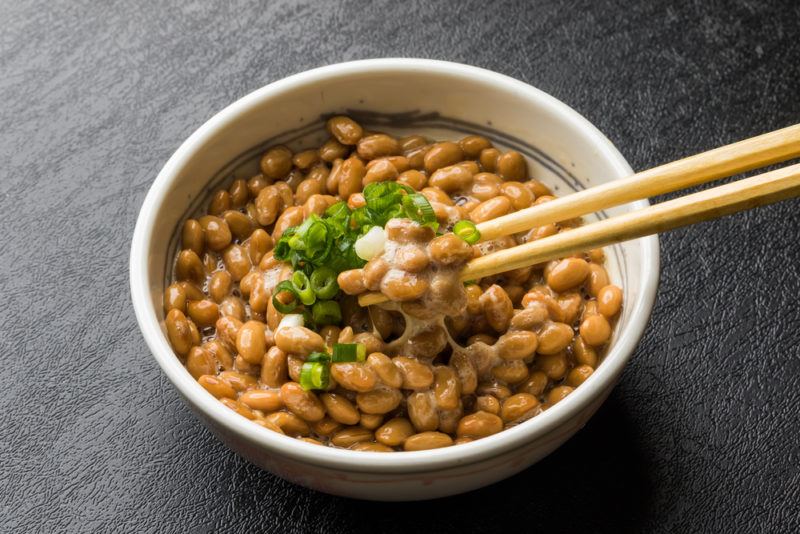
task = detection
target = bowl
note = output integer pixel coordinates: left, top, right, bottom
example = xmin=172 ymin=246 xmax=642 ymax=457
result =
xmin=130 ymin=58 xmax=659 ymax=501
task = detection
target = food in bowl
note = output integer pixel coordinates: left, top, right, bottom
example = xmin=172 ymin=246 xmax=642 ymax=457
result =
xmin=163 ymin=115 xmax=624 ymax=452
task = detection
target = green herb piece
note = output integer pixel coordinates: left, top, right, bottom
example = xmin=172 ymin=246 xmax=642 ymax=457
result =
xmin=310 ymin=267 xmax=339 ymax=300
xmin=299 ymin=361 xmax=330 ymax=390
xmin=331 ymin=343 xmax=367 ymax=363
xmin=286 ymin=215 xmax=333 ymax=264
xmin=363 ymin=181 xmax=410 ymax=212
xmin=403 ymin=193 xmax=437 ymax=229
xmin=291 ymin=270 xmax=316 ymax=306
xmin=274 ymin=182 xmax=441 ymax=287
xmin=325 ymin=234 xmax=365 ymax=274
xmin=306 ymin=352 xmax=331 ymax=363
xmin=272 ymin=280 xmax=300 ymax=314
xmin=274 ymin=208 xmax=365 ymax=274
xmin=454 ymin=219 xmax=481 ymax=244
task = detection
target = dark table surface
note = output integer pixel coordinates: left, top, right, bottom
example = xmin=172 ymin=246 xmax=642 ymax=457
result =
xmin=3 ymin=0 xmax=800 ymax=532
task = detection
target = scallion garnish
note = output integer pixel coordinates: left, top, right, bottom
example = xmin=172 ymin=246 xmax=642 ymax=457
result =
xmin=331 ymin=343 xmax=366 ymax=363
xmin=403 ymin=193 xmax=438 ymax=228
xmin=312 ymin=300 xmax=342 ymax=326
xmin=272 ymin=280 xmax=301 ymax=314
xmin=274 ymin=182 xmax=440 ymax=291
xmin=306 ymin=352 xmax=331 ymax=363
xmin=293 ymin=216 xmax=332 ymax=263
xmin=454 ymin=219 xmax=481 ymax=244
xmin=299 ymin=361 xmax=330 ymax=390
xmin=325 ymin=200 xmax=351 ymax=222
xmin=274 ymin=209 xmax=364 ymax=273
xmin=310 ymin=267 xmax=339 ymax=300
xmin=291 ymin=270 xmax=316 ymax=306
xmin=363 ymin=181 xmax=412 ymax=213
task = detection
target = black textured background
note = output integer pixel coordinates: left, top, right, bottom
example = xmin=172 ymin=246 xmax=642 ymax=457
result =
xmin=2 ymin=1 xmax=799 ymax=532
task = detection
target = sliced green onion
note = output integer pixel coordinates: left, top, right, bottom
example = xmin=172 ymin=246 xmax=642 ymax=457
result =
xmin=299 ymin=361 xmax=330 ymax=390
xmin=363 ymin=182 xmax=405 ymax=213
xmin=312 ymin=300 xmax=342 ymax=326
xmin=310 ymin=267 xmax=339 ymax=300
xmin=306 ymin=352 xmax=331 ymax=363
xmin=274 ymin=215 xmax=333 ymax=266
xmin=351 ymin=206 xmax=375 ymax=229
xmin=326 ymin=234 xmax=366 ymax=273
xmin=453 ymin=219 xmax=481 ymax=244
xmin=272 ymin=280 xmax=300 ymax=314
xmin=325 ymin=201 xmax=351 ymax=223
xmin=273 ymin=228 xmax=295 ymax=259
xmin=332 ymin=343 xmax=366 ymax=363
xmin=403 ymin=193 xmax=437 ymax=227
xmin=285 ymin=217 xmax=313 ymax=252
xmin=291 ymin=270 xmax=316 ymax=306
xmin=303 ymin=218 xmax=331 ymax=263
xmin=287 ymin=234 xmax=304 ymax=250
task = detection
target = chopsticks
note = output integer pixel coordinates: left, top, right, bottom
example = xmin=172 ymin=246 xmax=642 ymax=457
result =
xmin=460 ymin=162 xmax=800 ymax=280
xmin=475 ymin=123 xmax=800 ymax=241
xmin=357 ymin=124 xmax=800 ymax=307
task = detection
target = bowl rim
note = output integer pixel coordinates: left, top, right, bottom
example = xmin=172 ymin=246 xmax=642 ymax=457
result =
xmin=130 ymin=58 xmax=660 ymax=474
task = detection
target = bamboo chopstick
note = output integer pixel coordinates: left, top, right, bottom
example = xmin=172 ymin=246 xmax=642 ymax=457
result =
xmin=475 ymin=123 xmax=800 ymax=242
xmin=358 ymin=162 xmax=800 ymax=307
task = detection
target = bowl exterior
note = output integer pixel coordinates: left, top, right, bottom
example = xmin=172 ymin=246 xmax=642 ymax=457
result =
xmin=131 ymin=59 xmax=659 ymax=500
xmin=195 ymin=380 xmax=616 ymax=500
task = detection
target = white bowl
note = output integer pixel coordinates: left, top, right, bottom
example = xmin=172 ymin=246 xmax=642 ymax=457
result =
xmin=130 ymin=59 xmax=659 ymax=501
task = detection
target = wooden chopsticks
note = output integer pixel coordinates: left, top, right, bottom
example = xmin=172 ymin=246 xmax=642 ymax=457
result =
xmin=460 ymin=162 xmax=800 ymax=281
xmin=475 ymin=123 xmax=800 ymax=242
xmin=357 ymin=124 xmax=800 ymax=307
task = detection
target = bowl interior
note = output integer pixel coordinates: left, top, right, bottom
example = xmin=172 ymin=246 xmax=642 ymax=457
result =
xmin=132 ymin=60 xmax=657 ymax=471
xmin=168 ymin=118 xmax=629 ymax=301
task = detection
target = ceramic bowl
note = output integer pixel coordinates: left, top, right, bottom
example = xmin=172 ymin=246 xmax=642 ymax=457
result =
xmin=130 ymin=58 xmax=659 ymax=501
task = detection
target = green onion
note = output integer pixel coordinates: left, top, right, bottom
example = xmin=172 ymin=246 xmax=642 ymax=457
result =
xmin=279 ymin=182 xmax=453 ymax=279
xmin=291 ymin=270 xmax=316 ymax=306
xmin=306 ymin=352 xmax=331 ymax=363
xmin=285 ymin=217 xmax=313 ymax=253
xmin=403 ymin=193 xmax=437 ymax=228
xmin=287 ymin=234 xmax=303 ymax=251
xmin=363 ymin=182 xmax=407 ymax=213
xmin=325 ymin=234 xmax=365 ymax=273
xmin=454 ymin=219 xmax=481 ymax=244
xmin=272 ymin=280 xmax=300 ymax=314
xmin=273 ymin=228 xmax=294 ymax=259
xmin=299 ymin=361 xmax=330 ymax=390
xmin=304 ymin=219 xmax=331 ymax=263
xmin=332 ymin=343 xmax=366 ymax=363
xmin=325 ymin=201 xmax=351 ymax=224
xmin=274 ymin=215 xmax=334 ymax=267
xmin=312 ymin=300 xmax=341 ymax=326
xmin=310 ymin=267 xmax=339 ymax=300
xmin=352 ymin=207 xmax=376 ymax=229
